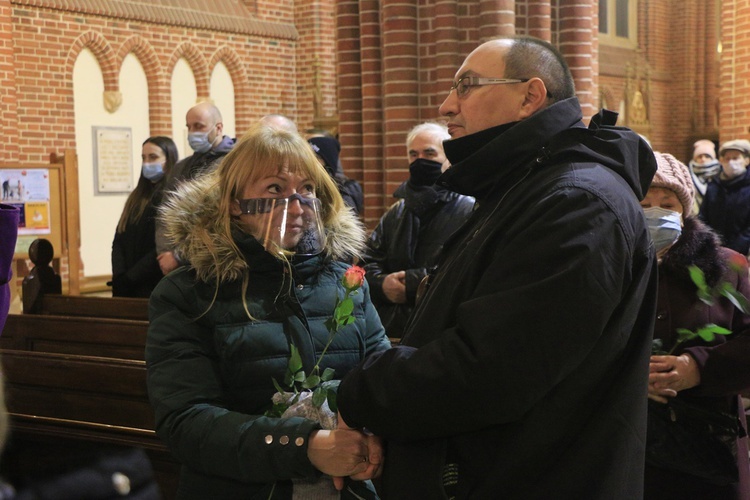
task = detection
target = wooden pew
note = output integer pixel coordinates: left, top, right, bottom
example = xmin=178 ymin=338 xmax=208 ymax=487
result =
xmin=33 ymin=294 xmax=149 ymax=321
xmin=1 ymin=349 xmax=179 ymax=497
xmin=0 ymin=306 xmax=180 ymax=497
xmin=1 ymin=313 xmax=148 ymax=360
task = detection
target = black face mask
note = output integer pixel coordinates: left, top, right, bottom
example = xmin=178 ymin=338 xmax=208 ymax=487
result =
xmin=408 ymin=158 xmax=444 ymax=187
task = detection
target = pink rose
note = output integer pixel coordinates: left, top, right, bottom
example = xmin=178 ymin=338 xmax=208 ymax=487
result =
xmin=342 ymin=266 xmax=366 ymax=291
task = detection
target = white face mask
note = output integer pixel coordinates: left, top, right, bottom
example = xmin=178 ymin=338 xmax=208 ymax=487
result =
xmin=721 ymin=158 xmax=747 ymax=179
xmin=643 ymin=206 xmax=682 ymax=253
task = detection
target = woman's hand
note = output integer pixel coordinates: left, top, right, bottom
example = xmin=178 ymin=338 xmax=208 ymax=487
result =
xmin=648 ymin=353 xmax=701 ymax=403
xmin=329 ymin=412 xmax=385 ymax=490
xmin=307 ymin=429 xmax=373 ymax=479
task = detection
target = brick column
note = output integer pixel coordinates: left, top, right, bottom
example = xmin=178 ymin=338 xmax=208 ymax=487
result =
xmin=719 ymin=0 xmax=749 ymax=142
xmin=338 ymin=0 xmax=386 ymax=225
xmin=0 ymin=0 xmax=18 ymax=162
xmin=381 ymin=0 xmax=419 ymax=203
xmin=336 ymin=0 xmax=364 ymax=185
xmin=527 ymin=0 xmax=551 ymax=41
xmin=479 ymin=0 xmax=516 ymax=40
xmin=559 ymin=0 xmax=596 ymax=122
xmin=434 ymin=0 xmax=461 ymax=107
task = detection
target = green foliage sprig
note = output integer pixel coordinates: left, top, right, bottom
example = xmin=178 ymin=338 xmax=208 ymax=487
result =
xmin=653 ymin=262 xmax=749 ymax=355
xmin=265 ymin=266 xmax=366 ymax=418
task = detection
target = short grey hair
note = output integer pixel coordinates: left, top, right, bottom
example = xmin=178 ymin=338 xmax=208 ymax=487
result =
xmin=406 ymin=122 xmax=450 ymax=149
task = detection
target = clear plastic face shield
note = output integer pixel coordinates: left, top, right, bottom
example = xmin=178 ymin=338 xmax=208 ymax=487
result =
xmin=235 ymin=193 xmax=326 ymax=256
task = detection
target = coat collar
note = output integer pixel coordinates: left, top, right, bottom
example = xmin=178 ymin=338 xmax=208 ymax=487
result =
xmin=438 ymin=97 xmax=585 ymax=199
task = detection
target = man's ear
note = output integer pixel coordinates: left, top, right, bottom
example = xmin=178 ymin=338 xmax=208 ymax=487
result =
xmin=518 ymin=78 xmax=549 ymax=119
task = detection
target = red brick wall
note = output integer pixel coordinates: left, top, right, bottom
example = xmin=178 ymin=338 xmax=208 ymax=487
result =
xmin=720 ymin=0 xmax=750 ymax=144
xmin=3 ymin=0 xmax=342 ymax=166
xmin=0 ymin=0 xmax=741 ymax=233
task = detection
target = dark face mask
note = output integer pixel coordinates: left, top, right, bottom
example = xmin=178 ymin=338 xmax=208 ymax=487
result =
xmin=408 ymin=158 xmax=444 ymax=186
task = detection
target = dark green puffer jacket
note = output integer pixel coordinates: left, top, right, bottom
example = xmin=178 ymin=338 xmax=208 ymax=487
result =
xmin=146 ymin=173 xmax=389 ymax=499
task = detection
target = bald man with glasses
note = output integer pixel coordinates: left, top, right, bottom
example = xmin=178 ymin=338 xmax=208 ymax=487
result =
xmin=336 ymin=35 xmax=659 ymax=499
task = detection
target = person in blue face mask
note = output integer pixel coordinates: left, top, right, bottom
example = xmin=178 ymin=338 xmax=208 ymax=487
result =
xmin=642 ymin=152 xmax=750 ymax=499
xmin=111 ymin=136 xmax=179 ymax=297
xmin=155 ymin=102 xmax=237 ymax=275
xmin=360 ymin=122 xmax=475 ymax=340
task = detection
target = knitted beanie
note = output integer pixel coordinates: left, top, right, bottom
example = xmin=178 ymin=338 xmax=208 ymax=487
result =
xmin=308 ymin=136 xmax=340 ymax=176
xmin=651 ymin=152 xmax=695 ymax=214
xmin=692 ymin=139 xmax=716 ymax=161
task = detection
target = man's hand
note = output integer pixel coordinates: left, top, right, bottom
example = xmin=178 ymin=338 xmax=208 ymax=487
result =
xmin=307 ymin=429 xmax=371 ymax=479
xmin=648 ymin=353 xmax=701 ymax=403
xmin=382 ymin=271 xmax=407 ymax=304
xmin=332 ymin=412 xmax=384 ymax=490
xmin=157 ymin=251 xmax=180 ymax=275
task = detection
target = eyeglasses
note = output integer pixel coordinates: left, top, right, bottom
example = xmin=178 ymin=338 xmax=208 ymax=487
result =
xmin=449 ymin=77 xmax=529 ymax=98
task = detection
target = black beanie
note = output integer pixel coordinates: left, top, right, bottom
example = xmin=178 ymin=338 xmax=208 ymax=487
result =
xmin=308 ymin=137 xmax=340 ymax=176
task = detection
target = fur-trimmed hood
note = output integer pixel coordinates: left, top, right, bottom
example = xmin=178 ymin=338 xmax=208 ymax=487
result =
xmin=158 ymin=173 xmax=366 ymax=283
xmin=661 ymin=216 xmax=726 ymax=288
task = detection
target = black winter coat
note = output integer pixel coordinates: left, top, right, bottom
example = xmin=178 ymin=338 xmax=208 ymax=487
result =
xmin=338 ymin=99 xmax=658 ymax=499
xmin=699 ymin=168 xmax=750 ymax=255
xmin=111 ymin=194 xmax=163 ymax=298
xmin=362 ymin=183 xmax=474 ymax=338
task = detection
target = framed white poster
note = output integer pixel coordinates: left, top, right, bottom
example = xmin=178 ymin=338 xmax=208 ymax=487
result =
xmin=93 ymin=126 xmax=133 ymax=194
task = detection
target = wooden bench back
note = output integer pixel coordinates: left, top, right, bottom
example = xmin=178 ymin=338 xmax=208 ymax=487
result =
xmin=1 ymin=314 xmax=148 ymax=360
xmin=2 ymin=350 xmax=153 ymax=431
xmin=36 ymin=295 xmax=149 ymax=321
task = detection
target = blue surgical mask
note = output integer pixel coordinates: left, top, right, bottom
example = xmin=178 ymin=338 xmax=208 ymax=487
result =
xmin=188 ymin=131 xmax=212 ymax=153
xmin=643 ymin=206 xmax=682 ymax=252
xmin=142 ymin=162 xmax=165 ymax=182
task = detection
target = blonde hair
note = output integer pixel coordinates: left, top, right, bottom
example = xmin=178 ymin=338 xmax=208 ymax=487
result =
xmin=200 ymin=123 xmax=346 ymax=317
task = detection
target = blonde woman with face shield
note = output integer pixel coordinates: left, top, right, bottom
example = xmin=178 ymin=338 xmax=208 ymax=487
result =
xmin=642 ymin=152 xmax=750 ymax=499
xmin=146 ymin=123 xmax=389 ymax=499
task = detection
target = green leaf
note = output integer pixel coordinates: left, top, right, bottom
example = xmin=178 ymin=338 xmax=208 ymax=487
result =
xmin=324 ymin=317 xmax=337 ymax=332
xmin=302 ymin=374 xmax=321 ymax=389
xmin=720 ymin=283 xmax=750 ymax=315
xmin=293 ymin=370 xmax=306 ymax=383
xmin=688 ymin=265 xmax=709 ymax=293
xmin=272 ymin=377 xmax=286 ymax=394
xmin=288 ymin=344 xmax=303 ymax=373
xmin=651 ymin=339 xmax=665 ymax=355
xmin=337 ymin=297 xmax=354 ymax=318
xmin=321 ymin=367 xmax=335 ymax=382
xmin=312 ymin=386 xmax=326 ymax=407
xmin=342 ymin=315 xmax=356 ymax=326
xmin=675 ymin=328 xmax=696 ymax=343
xmin=327 ymin=389 xmax=338 ymax=413
xmin=696 ymin=324 xmax=732 ymax=342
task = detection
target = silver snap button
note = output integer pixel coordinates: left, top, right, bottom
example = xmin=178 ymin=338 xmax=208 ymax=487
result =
xmin=111 ymin=472 xmax=131 ymax=496
xmin=295 ymin=437 xmax=305 ymax=446
xmin=264 ymin=434 xmax=273 ymax=444
xmin=280 ymin=435 xmax=290 ymax=445
xmin=297 ymin=284 xmax=304 ymax=290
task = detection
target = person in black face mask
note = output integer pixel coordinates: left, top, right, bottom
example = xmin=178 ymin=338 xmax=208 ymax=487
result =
xmin=361 ymin=122 xmax=475 ymax=340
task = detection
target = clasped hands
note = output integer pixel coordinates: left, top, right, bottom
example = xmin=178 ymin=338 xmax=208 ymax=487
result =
xmin=648 ymin=353 xmax=701 ymax=404
xmin=307 ymin=413 xmax=383 ymax=491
